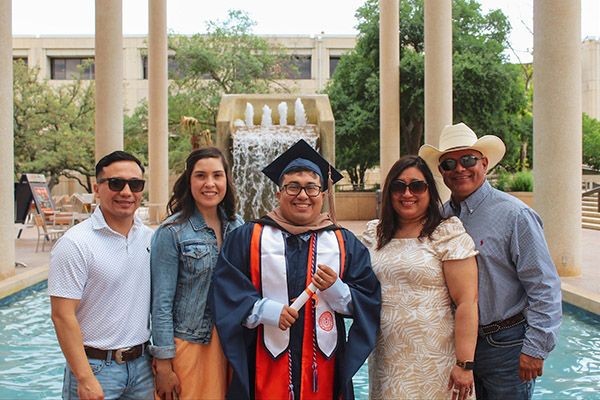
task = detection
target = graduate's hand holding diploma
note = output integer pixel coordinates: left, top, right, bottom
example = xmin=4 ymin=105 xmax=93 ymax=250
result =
xmin=279 ymin=305 xmax=299 ymax=330
xmin=281 ymin=265 xmax=339 ymax=331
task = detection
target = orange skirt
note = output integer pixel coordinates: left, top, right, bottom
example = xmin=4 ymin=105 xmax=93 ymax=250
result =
xmin=155 ymin=327 xmax=230 ymax=400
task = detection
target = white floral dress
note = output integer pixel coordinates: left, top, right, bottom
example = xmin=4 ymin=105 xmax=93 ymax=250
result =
xmin=362 ymin=217 xmax=478 ymax=399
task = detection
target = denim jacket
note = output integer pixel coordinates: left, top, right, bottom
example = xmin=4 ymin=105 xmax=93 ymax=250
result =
xmin=149 ymin=207 xmax=244 ymax=359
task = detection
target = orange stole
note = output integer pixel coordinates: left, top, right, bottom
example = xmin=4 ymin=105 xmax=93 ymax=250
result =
xmin=249 ymin=225 xmax=346 ymax=400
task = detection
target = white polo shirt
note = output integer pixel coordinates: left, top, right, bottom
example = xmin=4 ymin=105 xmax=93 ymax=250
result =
xmin=48 ymin=206 xmax=153 ymax=350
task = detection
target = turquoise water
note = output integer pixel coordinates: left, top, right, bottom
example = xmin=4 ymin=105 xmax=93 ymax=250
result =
xmin=1 ymin=285 xmax=599 ymax=398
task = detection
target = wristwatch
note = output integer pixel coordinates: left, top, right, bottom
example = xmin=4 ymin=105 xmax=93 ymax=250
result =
xmin=456 ymin=360 xmax=474 ymax=370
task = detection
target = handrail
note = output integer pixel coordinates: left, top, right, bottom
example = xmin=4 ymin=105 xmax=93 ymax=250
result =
xmin=582 ymin=186 xmax=600 ymax=212
xmin=582 ymin=186 xmax=600 ymax=197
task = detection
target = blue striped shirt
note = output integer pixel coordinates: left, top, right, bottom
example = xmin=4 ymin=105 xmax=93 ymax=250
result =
xmin=442 ymin=180 xmax=562 ymax=359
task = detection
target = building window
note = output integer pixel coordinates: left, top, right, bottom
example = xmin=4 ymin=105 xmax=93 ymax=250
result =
xmin=51 ymin=58 xmax=95 ymax=80
xmin=142 ymin=55 xmax=194 ymax=79
xmin=329 ymin=56 xmax=341 ymax=77
xmin=277 ymin=55 xmax=311 ymax=80
xmin=13 ymin=57 xmax=28 ymax=66
xmin=291 ymin=55 xmax=311 ymax=79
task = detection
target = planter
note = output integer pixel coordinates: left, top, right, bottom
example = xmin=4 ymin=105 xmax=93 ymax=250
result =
xmin=508 ymin=191 xmax=534 ymax=209
xmin=334 ymin=191 xmax=377 ymax=221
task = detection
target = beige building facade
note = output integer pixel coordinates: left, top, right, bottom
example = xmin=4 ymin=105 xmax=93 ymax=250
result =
xmin=13 ymin=34 xmax=600 ymax=121
xmin=12 ymin=34 xmax=356 ymax=113
xmin=582 ymin=37 xmax=600 ymax=120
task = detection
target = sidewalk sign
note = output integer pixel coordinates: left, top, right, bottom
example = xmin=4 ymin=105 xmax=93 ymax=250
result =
xmin=15 ymin=174 xmax=55 ymax=223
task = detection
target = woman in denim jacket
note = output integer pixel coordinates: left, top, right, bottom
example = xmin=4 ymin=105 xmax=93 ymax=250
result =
xmin=150 ymin=147 xmax=244 ymax=400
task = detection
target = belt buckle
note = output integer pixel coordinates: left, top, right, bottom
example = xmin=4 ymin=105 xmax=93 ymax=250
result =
xmin=114 ymin=347 xmax=132 ymax=364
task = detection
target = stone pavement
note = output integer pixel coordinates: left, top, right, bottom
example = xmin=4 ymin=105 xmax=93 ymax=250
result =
xmin=2 ymin=220 xmax=599 ymax=315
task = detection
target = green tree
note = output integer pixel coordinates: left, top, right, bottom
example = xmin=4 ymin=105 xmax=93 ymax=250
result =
xmin=126 ymin=10 xmax=294 ymax=174
xmin=124 ymin=99 xmax=149 ymax=167
xmin=326 ymin=0 xmax=528 ymax=185
xmin=13 ymin=60 xmax=96 ymax=192
xmin=319 ymin=0 xmax=378 ymax=184
xmin=324 ymin=0 xmax=380 ymax=187
xmin=583 ymin=113 xmax=600 ymax=170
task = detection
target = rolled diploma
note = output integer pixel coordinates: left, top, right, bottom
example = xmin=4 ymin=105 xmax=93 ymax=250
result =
xmin=290 ymin=282 xmax=318 ymax=311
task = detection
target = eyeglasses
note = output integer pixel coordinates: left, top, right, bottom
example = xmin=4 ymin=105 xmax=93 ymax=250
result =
xmin=440 ymin=155 xmax=483 ymax=171
xmin=282 ymin=183 xmax=323 ymax=197
xmin=97 ymin=177 xmax=146 ymax=193
xmin=390 ymin=179 xmax=429 ymax=195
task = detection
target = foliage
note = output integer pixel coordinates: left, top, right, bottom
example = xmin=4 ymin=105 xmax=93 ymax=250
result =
xmin=125 ymin=10 xmax=294 ymax=175
xmin=324 ymin=0 xmax=380 ymax=186
xmin=325 ymin=0 xmax=529 ymax=185
xmin=492 ymin=169 xmax=533 ymax=192
xmin=123 ymin=99 xmax=149 ymax=167
xmin=492 ymin=169 xmax=511 ymax=191
xmin=509 ymin=170 xmax=533 ymax=192
xmin=13 ymin=60 xmax=96 ymax=192
xmin=583 ymin=113 xmax=600 ymax=171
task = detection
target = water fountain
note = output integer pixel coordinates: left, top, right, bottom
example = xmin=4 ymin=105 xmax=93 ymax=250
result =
xmin=261 ymin=105 xmax=272 ymax=126
xmin=216 ymin=94 xmax=335 ymax=221
xmin=278 ymin=102 xmax=288 ymax=126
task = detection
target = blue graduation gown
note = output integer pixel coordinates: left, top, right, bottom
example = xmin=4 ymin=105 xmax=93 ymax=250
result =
xmin=208 ymin=217 xmax=381 ymax=400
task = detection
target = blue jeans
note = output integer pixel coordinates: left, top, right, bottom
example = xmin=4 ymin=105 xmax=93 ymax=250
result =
xmin=474 ymin=323 xmax=534 ymax=400
xmin=62 ymin=352 xmax=154 ymax=399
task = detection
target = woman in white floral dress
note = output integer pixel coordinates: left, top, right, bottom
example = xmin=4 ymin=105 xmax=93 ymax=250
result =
xmin=362 ymin=156 xmax=478 ymax=400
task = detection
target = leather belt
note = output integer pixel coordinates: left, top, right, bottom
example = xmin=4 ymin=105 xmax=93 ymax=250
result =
xmin=84 ymin=341 xmax=149 ymax=364
xmin=480 ymin=312 xmax=526 ymax=335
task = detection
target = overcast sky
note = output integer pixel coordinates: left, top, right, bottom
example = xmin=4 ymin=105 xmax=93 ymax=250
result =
xmin=11 ymin=0 xmax=600 ymax=63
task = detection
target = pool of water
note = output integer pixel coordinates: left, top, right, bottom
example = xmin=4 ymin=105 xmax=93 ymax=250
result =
xmin=1 ymin=285 xmax=599 ymax=398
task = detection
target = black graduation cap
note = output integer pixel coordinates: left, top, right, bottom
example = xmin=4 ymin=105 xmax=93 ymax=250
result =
xmin=262 ymin=139 xmax=344 ymax=189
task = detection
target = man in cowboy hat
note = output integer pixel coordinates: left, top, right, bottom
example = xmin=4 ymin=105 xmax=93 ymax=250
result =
xmin=209 ymin=139 xmax=381 ymax=400
xmin=419 ymin=123 xmax=562 ymax=400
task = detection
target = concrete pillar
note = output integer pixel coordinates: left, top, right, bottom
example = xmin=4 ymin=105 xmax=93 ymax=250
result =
xmin=424 ymin=0 xmax=452 ymax=144
xmin=424 ymin=0 xmax=452 ymax=200
xmin=379 ymin=0 xmax=401 ymax=181
xmin=95 ymin=0 xmax=124 ymax=161
xmin=533 ymin=0 xmax=581 ymax=276
xmin=147 ymin=0 xmax=169 ymax=223
xmin=0 ymin=0 xmax=15 ymax=279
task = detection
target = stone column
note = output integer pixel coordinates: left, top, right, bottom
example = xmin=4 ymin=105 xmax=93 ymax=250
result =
xmin=0 ymin=0 xmax=15 ymax=279
xmin=95 ymin=0 xmax=124 ymax=161
xmin=533 ymin=0 xmax=581 ymax=276
xmin=379 ymin=0 xmax=401 ymax=181
xmin=424 ymin=0 xmax=452 ymax=200
xmin=147 ymin=0 xmax=169 ymax=223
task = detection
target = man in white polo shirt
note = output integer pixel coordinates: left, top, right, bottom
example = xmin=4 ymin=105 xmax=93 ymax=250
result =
xmin=48 ymin=151 xmax=154 ymax=399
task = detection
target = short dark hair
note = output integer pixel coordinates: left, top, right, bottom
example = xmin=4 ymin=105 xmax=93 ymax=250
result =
xmin=376 ymin=156 xmax=445 ymax=250
xmin=167 ymin=146 xmax=238 ymax=223
xmin=279 ymin=166 xmax=322 ymax=188
xmin=95 ymin=150 xmax=145 ymax=178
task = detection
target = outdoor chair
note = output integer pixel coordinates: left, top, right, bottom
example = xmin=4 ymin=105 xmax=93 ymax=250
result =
xmin=32 ymin=214 xmax=67 ymax=252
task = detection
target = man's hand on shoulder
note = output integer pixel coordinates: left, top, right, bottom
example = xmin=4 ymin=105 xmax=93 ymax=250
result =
xmin=278 ymin=305 xmax=298 ymax=330
xmin=519 ymin=353 xmax=544 ymax=382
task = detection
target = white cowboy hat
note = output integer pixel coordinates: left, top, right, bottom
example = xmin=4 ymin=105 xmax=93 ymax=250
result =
xmin=418 ymin=123 xmax=506 ymax=173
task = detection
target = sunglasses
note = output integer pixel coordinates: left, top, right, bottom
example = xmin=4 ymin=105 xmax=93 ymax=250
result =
xmin=390 ymin=179 xmax=429 ymax=195
xmin=440 ymin=155 xmax=483 ymax=171
xmin=97 ymin=177 xmax=146 ymax=193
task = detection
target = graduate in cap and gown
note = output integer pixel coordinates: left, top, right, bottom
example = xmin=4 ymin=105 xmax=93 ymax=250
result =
xmin=209 ymin=139 xmax=381 ymax=400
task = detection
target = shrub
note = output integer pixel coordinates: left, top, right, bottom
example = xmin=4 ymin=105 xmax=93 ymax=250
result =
xmin=492 ymin=170 xmax=512 ymax=192
xmin=509 ymin=170 xmax=533 ymax=192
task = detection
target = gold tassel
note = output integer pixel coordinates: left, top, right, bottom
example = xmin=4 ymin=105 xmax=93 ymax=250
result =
xmin=327 ymin=165 xmax=340 ymax=227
